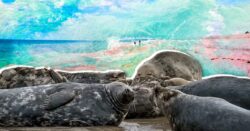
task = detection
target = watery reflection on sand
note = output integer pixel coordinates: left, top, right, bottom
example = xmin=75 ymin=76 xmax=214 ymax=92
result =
xmin=1 ymin=117 xmax=172 ymax=131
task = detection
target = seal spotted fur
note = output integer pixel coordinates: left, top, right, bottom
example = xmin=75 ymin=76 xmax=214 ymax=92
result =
xmin=0 ymin=82 xmax=134 ymax=127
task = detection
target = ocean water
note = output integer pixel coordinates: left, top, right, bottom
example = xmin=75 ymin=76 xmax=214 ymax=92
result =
xmin=0 ymin=0 xmax=250 ymax=77
xmin=1 ymin=37 xmax=249 ymax=77
xmin=0 ymin=40 xmax=108 ymax=68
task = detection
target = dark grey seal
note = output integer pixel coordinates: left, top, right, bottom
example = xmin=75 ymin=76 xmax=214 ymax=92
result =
xmin=155 ymin=87 xmax=250 ymax=131
xmin=170 ymin=75 xmax=250 ymax=109
xmin=0 ymin=82 xmax=134 ymax=127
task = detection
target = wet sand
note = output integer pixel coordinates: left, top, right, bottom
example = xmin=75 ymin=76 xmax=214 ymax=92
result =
xmin=0 ymin=117 xmax=172 ymax=131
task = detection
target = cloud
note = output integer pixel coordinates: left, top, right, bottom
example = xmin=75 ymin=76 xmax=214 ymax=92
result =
xmin=1 ymin=0 xmax=250 ymax=40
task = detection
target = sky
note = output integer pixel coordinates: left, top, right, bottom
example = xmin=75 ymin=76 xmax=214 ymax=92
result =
xmin=0 ymin=0 xmax=250 ymax=40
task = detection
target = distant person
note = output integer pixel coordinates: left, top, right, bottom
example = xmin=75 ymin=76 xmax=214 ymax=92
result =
xmin=134 ymin=41 xmax=136 ymax=46
xmin=139 ymin=40 xmax=141 ymax=46
xmin=245 ymin=31 xmax=249 ymax=34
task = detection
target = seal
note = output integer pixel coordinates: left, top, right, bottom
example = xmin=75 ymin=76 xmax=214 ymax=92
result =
xmin=0 ymin=66 xmax=126 ymax=89
xmin=155 ymin=87 xmax=250 ymax=131
xmin=57 ymin=69 xmax=126 ymax=84
xmin=170 ymin=75 xmax=250 ymax=109
xmin=132 ymin=50 xmax=202 ymax=84
xmin=0 ymin=82 xmax=134 ymax=127
xmin=0 ymin=66 xmax=67 ymax=89
xmin=162 ymin=77 xmax=190 ymax=87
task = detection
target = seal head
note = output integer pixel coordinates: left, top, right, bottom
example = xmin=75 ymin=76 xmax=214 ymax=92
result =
xmin=105 ymin=82 xmax=134 ymax=113
xmin=154 ymin=87 xmax=180 ymax=113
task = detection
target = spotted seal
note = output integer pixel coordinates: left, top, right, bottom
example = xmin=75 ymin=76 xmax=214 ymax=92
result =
xmin=155 ymin=87 xmax=250 ymax=131
xmin=0 ymin=82 xmax=134 ymax=127
xmin=170 ymin=75 xmax=250 ymax=109
xmin=0 ymin=66 xmax=67 ymax=89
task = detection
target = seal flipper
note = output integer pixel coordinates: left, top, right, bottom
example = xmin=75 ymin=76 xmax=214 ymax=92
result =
xmin=44 ymin=89 xmax=75 ymax=110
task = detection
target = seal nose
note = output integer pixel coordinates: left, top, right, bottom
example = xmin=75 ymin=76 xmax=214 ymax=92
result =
xmin=119 ymin=88 xmax=134 ymax=105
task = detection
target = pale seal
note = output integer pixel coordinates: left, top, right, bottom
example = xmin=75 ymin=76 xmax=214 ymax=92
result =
xmin=132 ymin=50 xmax=202 ymax=84
xmin=162 ymin=77 xmax=190 ymax=87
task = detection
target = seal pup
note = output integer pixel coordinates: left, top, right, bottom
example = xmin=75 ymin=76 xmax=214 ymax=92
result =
xmin=155 ymin=87 xmax=250 ymax=131
xmin=0 ymin=82 xmax=134 ymax=127
xmin=170 ymin=75 xmax=250 ymax=109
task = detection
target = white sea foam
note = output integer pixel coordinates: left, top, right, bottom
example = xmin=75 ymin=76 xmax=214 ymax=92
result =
xmin=203 ymin=74 xmax=250 ymax=80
